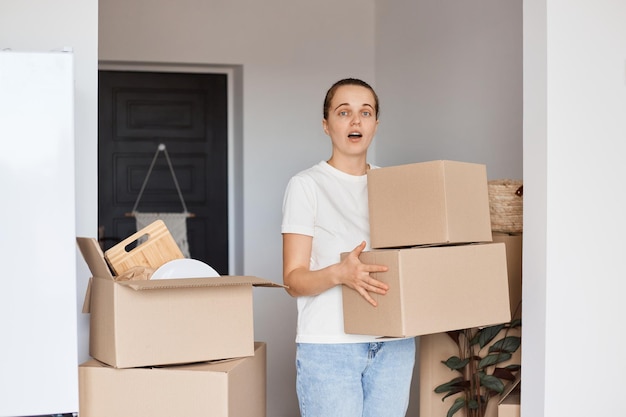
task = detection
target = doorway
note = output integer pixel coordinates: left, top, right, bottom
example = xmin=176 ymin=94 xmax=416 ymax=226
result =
xmin=98 ymin=68 xmax=231 ymax=274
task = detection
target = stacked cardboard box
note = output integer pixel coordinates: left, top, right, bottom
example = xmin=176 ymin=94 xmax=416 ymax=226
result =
xmin=417 ymin=228 xmax=524 ymax=417
xmin=419 ymin=303 xmax=522 ymax=415
xmin=342 ymin=160 xmax=512 ymax=338
xmin=498 ymin=374 xmax=521 ymax=417
xmin=76 ymin=229 xmax=282 ymax=417
xmin=418 ymin=328 xmax=522 ymax=417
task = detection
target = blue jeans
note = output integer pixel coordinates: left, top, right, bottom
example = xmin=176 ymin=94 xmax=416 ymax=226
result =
xmin=296 ymin=338 xmax=416 ymax=417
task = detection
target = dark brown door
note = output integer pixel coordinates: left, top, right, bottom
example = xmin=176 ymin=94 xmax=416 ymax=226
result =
xmin=98 ymin=70 xmax=229 ymax=274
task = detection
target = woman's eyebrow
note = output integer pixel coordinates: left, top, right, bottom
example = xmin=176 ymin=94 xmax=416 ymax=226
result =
xmin=333 ymin=102 xmax=349 ymax=112
xmin=333 ymin=103 xmax=375 ymax=112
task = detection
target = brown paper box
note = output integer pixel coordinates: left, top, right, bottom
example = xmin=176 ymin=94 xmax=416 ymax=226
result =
xmin=492 ymin=232 xmax=523 ymax=317
xmin=498 ymin=376 xmax=521 ymax=417
xmin=419 ymin=234 xmax=522 ymax=417
xmin=419 ymin=332 xmax=521 ymax=417
xmin=77 ymin=237 xmax=283 ymax=368
xmin=498 ymin=400 xmax=521 ymax=417
xmin=79 ymin=342 xmax=267 ymax=417
xmin=368 ymin=160 xmax=493 ymax=249
xmin=342 ymin=242 xmax=511 ymax=337
xmin=419 ymin=333 xmax=464 ymax=417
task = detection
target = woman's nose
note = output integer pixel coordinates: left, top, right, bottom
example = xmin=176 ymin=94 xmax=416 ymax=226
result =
xmin=351 ymin=114 xmax=361 ymax=125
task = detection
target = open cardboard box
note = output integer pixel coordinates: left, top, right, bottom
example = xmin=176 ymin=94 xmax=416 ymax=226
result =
xmin=79 ymin=342 xmax=267 ymax=417
xmin=342 ymin=242 xmax=511 ymax=337
xmin=368 ymin=160 xmax=493 ymax=249
xmin=78 ymin=237 xmax=284 ymax=369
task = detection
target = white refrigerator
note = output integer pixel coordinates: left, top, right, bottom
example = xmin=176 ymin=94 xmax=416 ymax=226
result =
xmin=0 ymin=50 xmax=78 ymax=416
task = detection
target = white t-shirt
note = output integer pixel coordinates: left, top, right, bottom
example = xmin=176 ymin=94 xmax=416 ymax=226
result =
xmin=281 ymin=160 xmax=381 ymax=344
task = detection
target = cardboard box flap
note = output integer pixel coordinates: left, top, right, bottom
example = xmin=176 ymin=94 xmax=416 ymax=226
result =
xmin=82 ymin=277 xmax=93 ymax=314
xmin=120 ymin=275 xmax=285 ymax=290
xmin=76 ymin=237 xmax=114 ymax=280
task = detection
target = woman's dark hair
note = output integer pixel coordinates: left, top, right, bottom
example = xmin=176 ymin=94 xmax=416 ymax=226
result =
xmin=323 ymin=78 xmax=379 ymax=120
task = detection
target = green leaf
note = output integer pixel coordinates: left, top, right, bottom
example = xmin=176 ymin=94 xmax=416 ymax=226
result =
xmin=489 ymin=336 xmax=521 ymax=354
xmin=442 ymin=356 xmax=470 ymax=370
xmin=441 ymin=389 xmax=464 ymax=401
xmin=477 ymin=324 xmax=505 ymax=348
xmin=480 ymin=374 xmax=505 ymax=393
xmin=434 ymin=376 xmax=466 ymax=394
xmin=447 ymin=397 xmax=466 ymax=417
xmin=504 ymin=364 xmax=521 ymax=372
xmin=478 ymin=352 xmax=512 ymax=369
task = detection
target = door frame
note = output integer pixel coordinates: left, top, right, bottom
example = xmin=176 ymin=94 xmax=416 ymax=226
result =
xmin=98 ymin=60 xmax=244 ymax=274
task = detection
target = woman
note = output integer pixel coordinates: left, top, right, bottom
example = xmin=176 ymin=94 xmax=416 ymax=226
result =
xmin=281 ymin=78 xmax=415 ymax=417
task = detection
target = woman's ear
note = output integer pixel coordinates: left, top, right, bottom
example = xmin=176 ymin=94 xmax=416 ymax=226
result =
xmin=322 ymin=119 xmax=329 ymax=135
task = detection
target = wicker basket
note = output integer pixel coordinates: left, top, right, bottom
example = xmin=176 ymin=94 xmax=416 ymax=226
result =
xmin=488 ymin=179 xmax=523 ymax=233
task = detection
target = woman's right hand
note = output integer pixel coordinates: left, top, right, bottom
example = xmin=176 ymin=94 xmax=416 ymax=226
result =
xmin=283 ymin=235 xmax=388 ymax=306
xmin=338 ymin=241 xmax=389 ymax=307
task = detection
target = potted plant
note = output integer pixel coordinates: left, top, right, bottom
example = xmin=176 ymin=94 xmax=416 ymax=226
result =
xmin=433 ymin=318 xmax=521 ymax=417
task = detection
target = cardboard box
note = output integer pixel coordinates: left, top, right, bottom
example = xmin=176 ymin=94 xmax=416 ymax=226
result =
xmin=368 ymin=160 xmax=493 ymax=249
xmin=498 ymin=399 xmax=520 ymax=417
xmin=419 ymin=332 xmax=521 ymax=417
xmin=419 ymin=333 xmax=471 ymax=417
xmin=342 ymin=242 xmax=510 ymax=337
xmin=79 ymin=342 xmax=267 ymax=417
xmin=497 ymin=374 xmax=521 ymax=417
xmin=492 ymin=232 xmax=523 ymax=318
xmin=419 ymin=235 xmax=522 ymax=417
xmin=78 ymin=238 xmax=283 ymax=368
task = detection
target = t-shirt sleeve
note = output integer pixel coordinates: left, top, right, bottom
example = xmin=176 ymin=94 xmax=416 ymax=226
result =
xmin=281 ymin=175 xmax=315 ymax=236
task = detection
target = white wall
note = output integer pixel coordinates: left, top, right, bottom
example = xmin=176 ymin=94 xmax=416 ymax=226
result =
xmin=524 ymin=1 xmax=626 ymax=416
xmin=0 ymin=0 xmax=98 ymax=415
xmin=521 ymin=0 xmax=547 ymax=415
xmin=1 ymin=50 xmax=77 ymax=417
xmin=374 ymin=0 xmax=523 ymax=180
